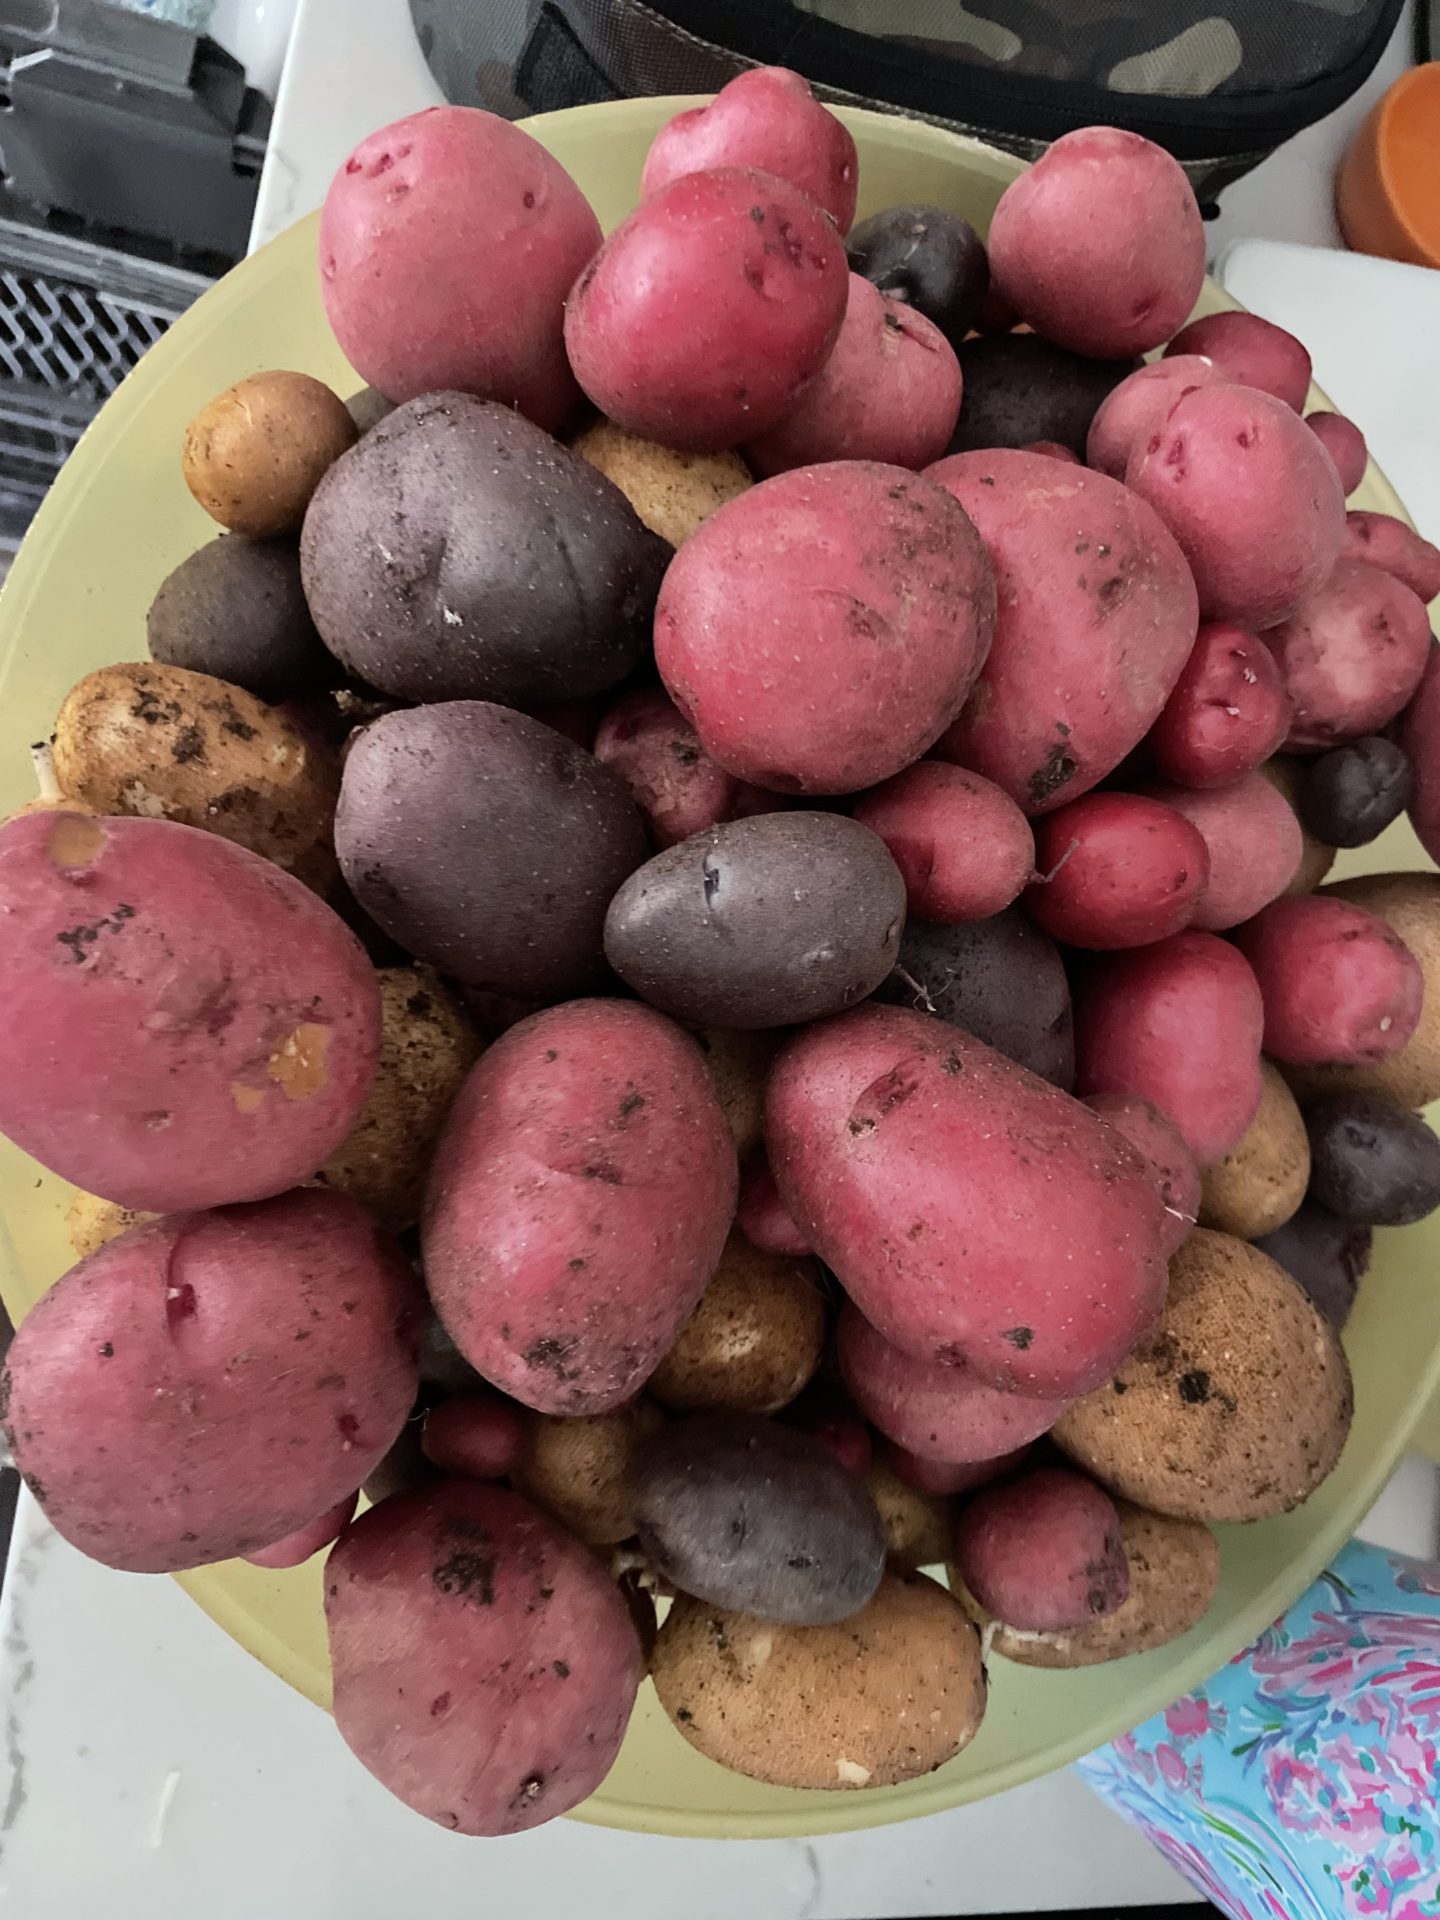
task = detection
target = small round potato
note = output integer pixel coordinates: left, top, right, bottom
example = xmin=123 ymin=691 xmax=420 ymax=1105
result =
xmin=1054 ymin=1229 xmax=1353 ymax=1522
xmin=648 ymin=1235 xmax=825 ymax=1414
xmin=864 ymin=1459 xmax=953 ymax=1571
xmin=572 ymin=419 xmax=752 ymax=547
xmin=514 ymin=1399 xmax=665 ymax=1546
xmin=65 ymin=1190 xmax=152 ymax=1261
xmin=652 ymin=1573 xmax=986 ymax=1789
xmin=1199 ymin=1060 xmax=1310 ymax=1239
xmin=182 ymin=370 xmax=356 ymax=536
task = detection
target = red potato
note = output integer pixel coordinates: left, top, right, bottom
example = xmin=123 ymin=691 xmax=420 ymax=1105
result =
xmin=852 ymin=762 xmax=1034 ymax=924
xmin=564 ymin=167 xmax=847 ymax=453
xmin=1340 ymin=511 xmax=1440 ymax=605
xmin=767 ymin=1005 xmax=1168 ymax=1397
xmin=326 ymin=1481 xmax=644 ymax=1835
xmin=655 ymin=463 xmax=995 ymax=794
xmin=927 ymin=450 xmax=1197 ymax=813
xmin=1143 ymin=772 xmax=1302 ymax=931
xmin=1082 ymin=1092 xmax=1200 ymax=1259
xmin=882 ymin=1439 xmax=1031 ymax=1497
xmin=1165 ymin=311 xmax=1312 ymax=412
xmin=641 ymin=67 xmax=858 ymax=231
xmin=1085 ymin=356 xmax=1224 ymax=480
xmin=1233 ymin=895 xmax=1423 ymax=1067
xmin=592 ymin=688 xmax=774 ymax=848
xmin=1126 ymin=383 xmax=1345 ymax=629
xmin=319 ymin=108 xmax=600 ymax=430
xmin=953 ymin=1466 xmax=1129 ymax=1631
xmin=244 ymin=1495 xmax=357 ymax=1570
xmin=0 ymin=812 xmax=379 ymax=1213
xmin=793 ymin=1411 xmax=874 ymax=1479
xmin=1306 ymin=412 xmax=1368 ymax=496
xmin=986 ymin=128 xmax=1204 ymax=358
xmin=1262 ymin=558 xmax=1431 ymax=749
xmin=0 ymin=1191 xmax=419 ymax=1572
xmin=1398 ymin=646 xmax=1440 ymax=866
xmin=1148 ymin=620 xmax=1292 ymax=788
xmin=1026 ymin=792 xmax=1210 ymax=949
xmin=1074 ymin=931 xmax=1265 ymax=1166
xmin=836 ymin=1302 xmax=1071 ymax=1464
xmin=423 ymin=1000 xmax=737 ymax=1415
xmin=736 ymin=1153 xmax=813 ymax=1256
xmin=1021 ymin=441 xmax=1081 ymax=464
xmin=747 ymin=275 xmax=961 ymax=475
xmin=422 ymin=1391 xmax=528 ymax=1481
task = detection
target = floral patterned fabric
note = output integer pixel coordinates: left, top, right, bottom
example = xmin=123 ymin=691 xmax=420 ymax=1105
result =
xmin=1079 ymin=1540 xmax=1440 ymax=1920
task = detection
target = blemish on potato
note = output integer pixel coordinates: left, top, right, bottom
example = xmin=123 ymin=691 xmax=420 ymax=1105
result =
xmin=266 ymin=1023 xmax=332 ymax=1101
xmin=231 ymin=1083 xmax=265 ymax=1115
xmin=46 ymin=813 xmax=104 ymax=871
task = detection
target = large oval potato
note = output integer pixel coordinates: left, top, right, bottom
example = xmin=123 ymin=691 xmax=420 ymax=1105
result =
xmin=1 ymin=1190 xmax=419 ymax=1571
xmin=0 ymin=812 xmax=379 ymax=1212
xmin=604 ymin=813 xmax=905 ymax=1028
xmin=423 ymin=1000 xmax=736 ymax=1414
xmin=768 ymin=1004 xmax=1168 ymax=1397
xmin=336 ymin=703 xmax=649 ymax=1000
xmin=326 ymin=1481 xmax=643 ymax=1836
xmin=301 ymin=394 xmax=667 ymax=705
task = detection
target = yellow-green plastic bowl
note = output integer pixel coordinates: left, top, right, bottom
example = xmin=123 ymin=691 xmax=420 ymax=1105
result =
xmin=1 ymin=98 xmax=1438 ymax=1839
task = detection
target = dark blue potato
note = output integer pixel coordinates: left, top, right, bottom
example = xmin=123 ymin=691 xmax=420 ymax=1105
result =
xmin=631 ymin=1413 xmax=887 ymax=1625
xmin=846 ymin=204 xmax=989 ymax=344
xmin=603 ymin=812 xmax=905 ymax=1030
xmin=947 ymin=336 xmax=1139 ymax=457
xmin=1254 ymin=1199 xmax=1371 ymax=1330
xmin=1305 ymin=1094 xmax=1440 ymax=1226
xmin=147 ymin=534 xmax=336 ymax=702
xmin=300 ymin=392 xmax=668 ymax=706
xmin=875 ymin=908 xmax=1075 ymax=1089
xmin=336 ymin=702 xmax=649 ymax=999
xmin=1298 ymin=738 xmax=1414 ymax=849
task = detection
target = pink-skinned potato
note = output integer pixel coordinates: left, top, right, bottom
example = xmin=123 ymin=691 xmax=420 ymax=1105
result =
xmin=1082 ymin=1092 xmax=1200 ymax=1260
xmin=836 ymin=1302 xmax=1071 ymax=1463
xmin=422 ymin=1391 xmax=528 ymax=1481
xmin=1142 ymin=772 xmax=1302 ymax=931
xmin=928 ymin=449 xmax=1197 ymax=813
xmin=319 ymin=108 xmax=600 ymax=430
xmin=0 ymin=1191 xmax=420 ymax=1572
xmin=1148 ymin=620 xmax=1292 ymax=789
xmin=564 ymin=166 xmax=847 ymax=453
xmin=1074 ymin=931 xmax=1265 ymax=1166
xmin=423 ymin=1000 xmax=737 ymax=1414
xmin=244 ymin=1494 xmax=357 ymax=1569
xmin=592 ymin=687 xmax=775 ymax=848
xmin=952 ymin=1466 xmax=1129 ymax=1632
xmin=1399 ymin=646 xmax=1440 ymax=865
xmin=1262 ymin=558 xmax=1431 ymax=750
xmin=767 ymin=1005 xmax=1168 ymax=1397
xmin=1026 ymin=792 xmax=1210 ymax=949
xmin=1085 ymin=355 xmax=1225 ymax=480
xmin=1306 ymin=413 xmax=1368 ymax=496
xmin=881 ymin=1439 xmax=1031 ymax=1497
xmin=736 ymin=1153 xmax=813 ymax=1256
xmin=1233 ymin=895 xmax=1423 ymax=1068
xmin=326 ymin=1481 xmax=643 ymax=1835
xmin=655 ymin=462 xmax=995 ymax=794
xmin=1340 ymin=511 xmax=1440 ymax=605
xmin=0 ymin=812 xmax=379 ymax=1212
xmin=1164 ymin=312 xmax=1312 ymax=412
xmin=852 ymin=761 xmax=1034 ymax=924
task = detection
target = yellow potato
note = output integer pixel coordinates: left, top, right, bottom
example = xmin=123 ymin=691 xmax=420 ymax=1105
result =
xmin=65 ymin=1190 xmax=152 ymax=1261
xmin=183 ymin=370 xmax=356 ymax=536
xmin=648 ymin=1236 xmax=825 ymax=1413
xmin=1258 ymin=756 xmax=1336 ymax=895
xmin=1199 ymin=1060 xmax=1309 ymax=1238
xmin=691 ymin=1028 xmax=779 ymax=1159
xmin=865 ymin=1459 xmax=953 ymax=1570
xmin=572 ymin=420 xmax=751 ymax=547
xmin=514 ymin=1400 xmax=665 ymax=1546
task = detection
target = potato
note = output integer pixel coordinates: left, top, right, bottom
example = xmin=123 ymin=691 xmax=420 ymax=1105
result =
xmin=1084 ymin=356 xmax=1225 ymax=480
xmin=183 ymin=371 xmax=356 ymax=536
xmin=652 ymin=1573 xmax=985 ymax=1790
xmin=0 ymin=812 xmax=379 ymax=1211
xmin=1081 ymin=1092 xmax=1199 ymax=1260
xmin=960 ymin=1501 xmax=1219 ymax=1667
xmin=747 ymin=274 xmax=961 ymax=475
xmin=243 ymin=1494 xmax=356 ymax=1569
xmin=335 ymin=703 xmax=648 ymax=1000
xmin=65 ymin=1191 xmax=152 ymax=1261
xmin=641 ymin=68 xmax=858 ymax=230
xmin=1258 ymin=755 xmax=1337 ymax=894
xmin=631 ymin=1412 xmax=886 ymax=1624
xmin=691 ymin=1028 xmax=778 ymax=1159
xmin=325 ymin=1481 xmax=644 ymax=1834
xmin=1149 ymin=621 xmax=1292 ymax=790
xmin=592 ymin=688 xmax=773 ymax=849
xmin=346 ymin=386 xmax=395 ymax=435
xmin=648 ymin=1235 xmax=825 ymax=1414
xmin=565 ymin=167 xmax=847 ymax=453
xmin=987 ymin=128 xmax=1204 ymax=358
xmin=1262 ymin=558 xmax=1431 ymax=749
xmin=1165 ymin=312 xmax=1312 ymax=411
xmin=1399 ymin=647 xmax=1440 ymax=867
xmin=1254 ymin=1200 xmax=1370 ymax=1331
xmin=422 ymin=999 xmax=736 ymax=1415
xmin=572 ymin=420 xmax=751 ymax=547
xmin=1026 ymin=792 xmax=1210 ymax=949
xmin=147 ymin=534 xmax=334 ymax=702
xmin=836 ymin=1302 xmax=1071 ymax=1463
xmin=301 ymin=393 xmax=666 ymax=706
xmin=864 ymin=1460 xmax=953 ymax=1571
xmin=1126 ymin=384 xmax=1344 ymax=629
xmin=1143 ymin=772 xmax=1301 ymax=931
xmin=1 ymin=1190 xmax=419 ymax=1571
xmin=655 ymin=463 xmax=995 ymax=793
xmin=1199 ymin=1061 xmax=1309 ymax=1239
xmin=314 ymin=966 xmax=481 ymax=1230
xmin=362 ymin=1420 xmax=432 ymax=1506
xmin=1074 ymin=931 xmax=1264 ymax=1166
xmin=1053 ymin=1229 xmax=1353 ymax=1522
xmin=1305 ymin=1094 xmax=1440 ymax=1228
xmin=875 ymin=908 xmax=1075 ymax=1088
xmin=953 ymin=1467 xmax=1128 ymax=1632
xmin=852 ymin=762 xmax=1034 ymax=924
xmin=1306 ymin=411 xmax=1368 ymax=495
xmin=1023 ymin=440 xmax=1081 ymax=463
xmin=735 ymin=1153 xmax=812 ymax=1255
xmin=1300 ymin=737 xmax=1414 ymax=850
xmin=514 ymin=1399 xmax=664 ymax=1545
xmin=847 ymin=203 xmax=990 ymax=344
xmin=948 ymin=335 xmax=1139 ymax=457
xmin=1234 ymin=894 xmax=1423 ymax=1067
xmin=605 ymin=813 xmax=905 ymax=1028
xmin=52 ymin=661 xmax=339 ymax=888
xmin=768 ymin=1005 xmax=1168 ymax=1396
xmin=886 ymin=1440 xmax=1031 ymax=1497
xmin=928 ymin=449 xmax=1197 ymax=813
xmin=319 ymin=107 xmax=601 ymax=430
xmin=421 ymin=1391 xmax=527 ymax=1481
xmin=1340 ymin=510 xmax=1440 ymax=604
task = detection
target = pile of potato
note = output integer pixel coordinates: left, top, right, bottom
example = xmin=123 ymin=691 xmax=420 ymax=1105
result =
xmin=3 ymin=68 xmax=1440 ymax=1838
